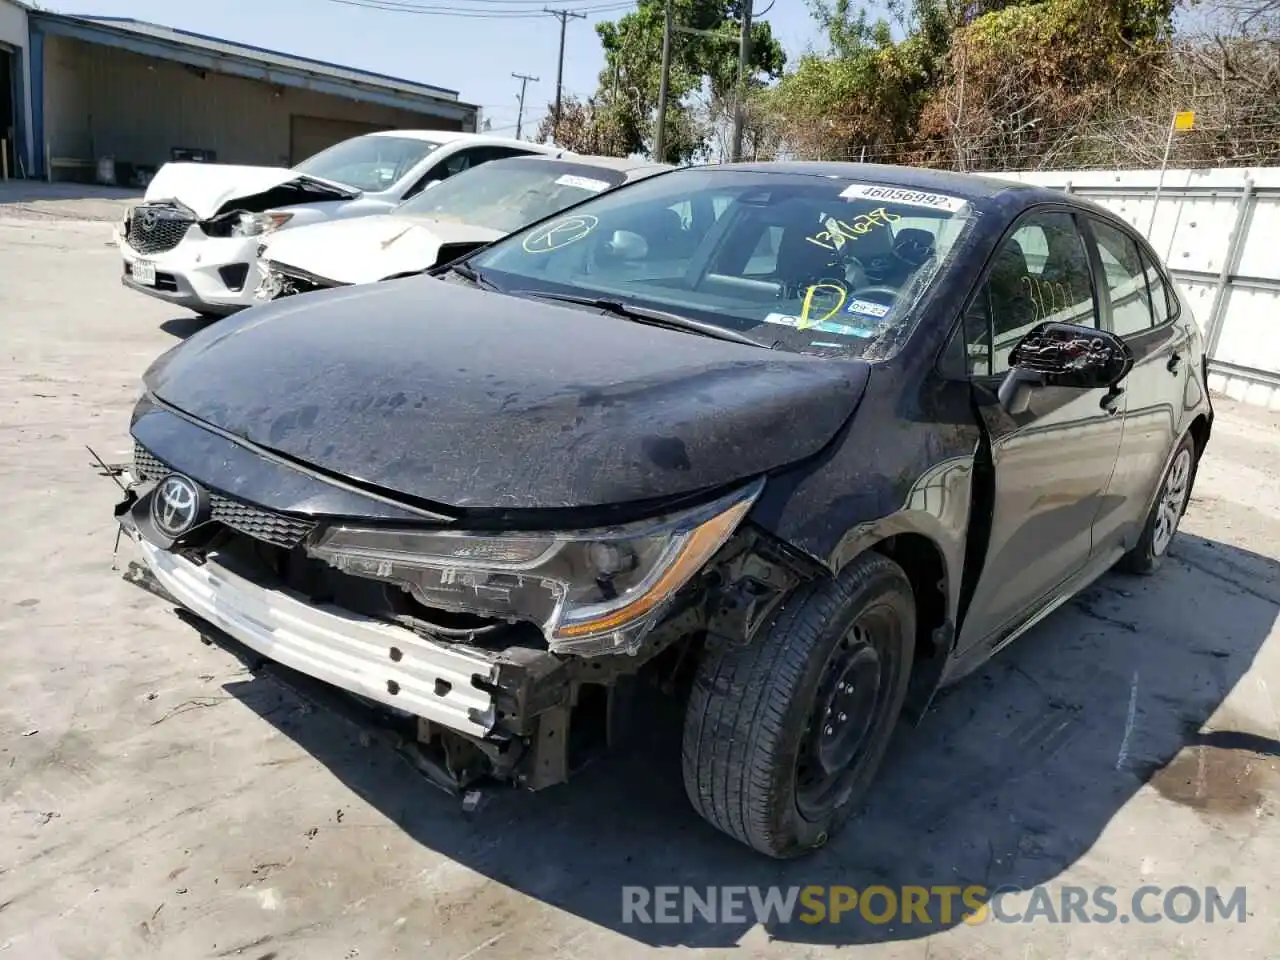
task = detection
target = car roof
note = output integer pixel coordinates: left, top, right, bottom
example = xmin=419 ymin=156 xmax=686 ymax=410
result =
xmin=363 ymin=130 xmax=558 ymax=150
xmin=502 ymin=152 xmax=673 ymax=174
xmin=696 ymin=161 xmax=1056 ymax=204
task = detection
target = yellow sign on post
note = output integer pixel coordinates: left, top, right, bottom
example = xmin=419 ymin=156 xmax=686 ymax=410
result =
xmin=1174 ymin=111 xmax=1196 ymax=131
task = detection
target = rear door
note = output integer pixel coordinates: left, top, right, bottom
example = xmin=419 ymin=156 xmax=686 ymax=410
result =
xmin=956 ymin=208 xmax=1128 ymax=652
xmin=1083 ymin=216 xmax=1188 ymax=552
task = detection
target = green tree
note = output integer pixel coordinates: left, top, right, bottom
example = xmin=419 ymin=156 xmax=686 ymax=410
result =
xmin=539 ymin=0 xmax=786 ymax=162
xmin=761 ymin=0 xmax=959 ymax=159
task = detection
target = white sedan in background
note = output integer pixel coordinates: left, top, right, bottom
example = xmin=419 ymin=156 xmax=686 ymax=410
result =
xmin=115 ymin=130 xmax=564 ymax=317
xmin=255 ymin=154 xmax=673 ymax=300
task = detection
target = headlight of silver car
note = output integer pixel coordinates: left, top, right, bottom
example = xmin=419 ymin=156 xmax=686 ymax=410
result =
xmin=231 ymin=211 xmax=294 ymax=238
xmin=305 ymin=481 xmax=763 ymax=657
xmin=253 ymin=261 xmax=283 ymax=300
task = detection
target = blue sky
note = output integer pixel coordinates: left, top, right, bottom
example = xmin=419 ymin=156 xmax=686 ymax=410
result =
xmin=48 ymin=0 xmax=834 ymax=136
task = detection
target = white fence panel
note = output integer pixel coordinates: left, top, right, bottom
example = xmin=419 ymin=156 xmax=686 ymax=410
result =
xmin=979 ymin=167 xmax=1280 ymax=411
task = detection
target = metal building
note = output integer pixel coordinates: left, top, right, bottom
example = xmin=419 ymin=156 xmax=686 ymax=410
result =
xmin=0 ymin=3 xmax=480 ymax=184
xmin=0 ymin=0 xmax=32 ymax=179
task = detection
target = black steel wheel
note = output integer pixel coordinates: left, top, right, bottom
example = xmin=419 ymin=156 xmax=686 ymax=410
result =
xmin=682 ymin=551 xmax=916 ymax=858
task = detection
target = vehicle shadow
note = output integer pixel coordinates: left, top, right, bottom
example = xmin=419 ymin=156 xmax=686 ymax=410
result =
xmin=192 ymin=531 xmax=1277 ymax=947
xmin=159 ymin=315 xmax=216 ymax=339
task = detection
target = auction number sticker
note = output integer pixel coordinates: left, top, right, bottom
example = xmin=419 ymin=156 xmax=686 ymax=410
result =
xmin=839 ymin=184 xmax=968 ymax=213
xmin=555 ymin=174 xmax=612 ymax=193
xmin=522 ymin=214 xmax=599 ymax=254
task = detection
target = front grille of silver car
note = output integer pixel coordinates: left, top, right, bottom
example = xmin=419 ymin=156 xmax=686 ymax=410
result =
xmin=125 ymin=204 xmax=196 ymax=255
xmin=132 ymin=442 xmax=317 ymax=549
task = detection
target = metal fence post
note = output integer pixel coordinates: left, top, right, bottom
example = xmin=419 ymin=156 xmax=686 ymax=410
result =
xmin=1203 ymin=176 xmax=1255 ymax=362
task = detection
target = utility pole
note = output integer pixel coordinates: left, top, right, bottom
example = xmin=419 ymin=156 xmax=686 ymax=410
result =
xmin=545 ymin=7 xmax=586 ymax=144
xmin=730 ymin=0 xmax=753 ymax=161
xmin=511 ymin=72 xmax=539 ymax=139
xmin=654 ymin=0 xmax=673 ymax=162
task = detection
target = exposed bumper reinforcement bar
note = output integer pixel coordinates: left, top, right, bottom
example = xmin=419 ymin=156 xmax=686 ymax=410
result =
xmin=135 ymin=537 xmax=500 ymax=738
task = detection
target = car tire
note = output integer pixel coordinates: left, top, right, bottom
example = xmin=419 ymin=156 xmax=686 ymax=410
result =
xmin=1118 ymin=432 xmax=1197 ymax=576
xmin=681 ymin=551 xmax=916 ymax=858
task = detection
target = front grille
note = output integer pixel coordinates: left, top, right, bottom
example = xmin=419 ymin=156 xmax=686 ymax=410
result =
xmin=133 ymin=442 xmax=317 ymax=549
xmin=125 ymin=204 xmax=196 ymax=255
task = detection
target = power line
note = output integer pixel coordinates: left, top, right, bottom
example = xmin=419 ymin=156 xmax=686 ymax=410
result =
xmin=324 ymin=0 xmax=632 ymax=18
xmin=545 ymin=7 xmax=588 ymax=143
xmin=511 ymin=72 xmax=540 ymax=139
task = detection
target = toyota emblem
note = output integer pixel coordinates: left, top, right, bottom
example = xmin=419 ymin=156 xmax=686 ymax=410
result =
xmin=150 ymin=473 xmax=203 ymax=538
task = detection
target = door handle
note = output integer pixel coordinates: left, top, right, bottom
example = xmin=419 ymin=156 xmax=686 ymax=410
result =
xmin=1100 ymin=386 xmax=1124 ymax=414
xmin=1167 ymin=351 xmax=1182 ymax=373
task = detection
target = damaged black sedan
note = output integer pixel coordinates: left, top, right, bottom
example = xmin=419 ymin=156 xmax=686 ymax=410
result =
xmin=113 ymin=162 xmax=1213 ymax=858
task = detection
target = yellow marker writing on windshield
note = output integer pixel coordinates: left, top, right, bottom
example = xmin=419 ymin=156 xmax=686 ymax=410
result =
xmin=798 ymin=283 xmax=848 ymax=330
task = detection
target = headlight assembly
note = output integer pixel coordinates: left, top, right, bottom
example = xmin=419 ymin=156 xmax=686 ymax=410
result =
xmin=231 ymin=211 xmax=293 ymax=237
xmin=305 ymin=481 xmax=763 ymax=657
xmin=254 ymin=261 xmax=283 ymax=300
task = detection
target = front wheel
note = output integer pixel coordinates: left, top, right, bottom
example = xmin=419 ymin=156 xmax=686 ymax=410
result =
xmin=681 ymin=551 xmax=916 ymax=858
xmin=1118 ymin=432 xmax=1197 ymax=575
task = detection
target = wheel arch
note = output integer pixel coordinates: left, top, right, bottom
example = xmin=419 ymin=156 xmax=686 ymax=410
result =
xmin=1188 ymin=412 xmax=1211 ymax=462
xmin=865 ymin=529 xmax=955 ymax=719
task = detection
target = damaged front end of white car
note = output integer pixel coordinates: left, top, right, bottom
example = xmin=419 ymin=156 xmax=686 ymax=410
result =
xmin=117 ymin=164 xmax=360 ymax=315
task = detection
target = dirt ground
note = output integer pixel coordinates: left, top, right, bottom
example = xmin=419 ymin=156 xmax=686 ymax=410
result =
xmin=2 ymin=189 xmax=1279 ymax=960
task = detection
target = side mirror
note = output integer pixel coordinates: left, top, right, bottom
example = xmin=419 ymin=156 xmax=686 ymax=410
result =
xmin=997 ymin=322 xmax=1133 ymax=415
xmin=420 ymin=179 xmax=442 ymax=192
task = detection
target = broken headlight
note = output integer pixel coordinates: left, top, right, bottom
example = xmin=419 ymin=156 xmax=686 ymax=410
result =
xmin=254 ymin=261 xmax=283 ymax=300
xmin=305 ymin=481 xmax=762 ymax=656
xmin=232 ymin=211 xmax=293 ymax=237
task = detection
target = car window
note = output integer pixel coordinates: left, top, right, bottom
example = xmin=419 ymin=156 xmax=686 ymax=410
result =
xmin=469 ymin=169 xmax=977 ymax=360
xmin=293 ymin=135 xmax=442 ymax=192
xmin=441 ymin=145 xmax=529 ymax=178
xmin=964 ymin=211 xmax=1098 ymax=377
xmin=1140 ymin=247 xmax=1177 ymax=327
xmin=1091 ymin=218 xmax=1155 ymax=337
xmin=398 ymin=158 xmax=626 ymax=233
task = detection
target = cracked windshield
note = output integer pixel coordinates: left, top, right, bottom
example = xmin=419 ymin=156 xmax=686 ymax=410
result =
xmin=471 ymin=168 xmax=972 ymax=357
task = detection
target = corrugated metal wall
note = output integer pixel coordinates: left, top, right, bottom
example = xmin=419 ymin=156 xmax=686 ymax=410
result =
xmin=985 ymin=167 xmax=1280 ymax=411
xmin=42 ymin=35 xmax=463 ymax=169
xmin=0 ymin=0 xmax=31 ymax=175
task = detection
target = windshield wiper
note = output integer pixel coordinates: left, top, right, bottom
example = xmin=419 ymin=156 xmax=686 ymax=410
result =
xmin=515 ymin=291 xmax=773 ymax=349
xmin=446 ymin=262 xmax=500 ymax=290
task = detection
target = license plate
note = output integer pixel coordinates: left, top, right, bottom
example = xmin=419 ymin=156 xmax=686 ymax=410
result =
xmin=132 ymin=260 xmax=156 ymax=286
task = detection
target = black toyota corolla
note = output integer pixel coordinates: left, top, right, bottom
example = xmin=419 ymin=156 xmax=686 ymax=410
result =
xmin=113 ymin=162 xmax=1213 ymax=858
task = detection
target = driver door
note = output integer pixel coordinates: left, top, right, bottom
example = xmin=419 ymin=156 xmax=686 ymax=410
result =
xmin=956 ymin=208 xmax=1128 ymax=654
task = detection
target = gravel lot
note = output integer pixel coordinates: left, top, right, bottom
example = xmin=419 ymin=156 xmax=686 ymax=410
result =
xmin=2 ymin=186 xmax=1279 ymax=960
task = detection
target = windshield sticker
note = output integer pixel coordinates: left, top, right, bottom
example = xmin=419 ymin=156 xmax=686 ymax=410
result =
xmin=554 ymin=174 xmax=612 ymax=193
xmin=797 ymin=282 xmax=848 ymax=330
xmin=806 ymin=207 xmax=900 ymax=251
xmin=839 ymin=184 xmax=968 ymax=213
xmin=763 ymin=312 xmax=878 ymax=338
xmin=809 ymin=340 xmax=845 ymax=349
xmin=522 ymin=214 xmax=599 ymax=253
xmin=846 ymin=298 xmax=891 ymax=319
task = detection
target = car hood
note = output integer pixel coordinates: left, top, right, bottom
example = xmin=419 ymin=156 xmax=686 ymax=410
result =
xmin=143 ymin=279 xmax=871 ymax=512
xmin=262 ymin=214 xmax=506 ymax=285
xmin=143 ymin=162 xmax=359 ymax=219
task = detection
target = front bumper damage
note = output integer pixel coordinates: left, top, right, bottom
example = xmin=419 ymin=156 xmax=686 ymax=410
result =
xmin=132 ymin=532 xmax=500 ymax=738
xmin=110 ymin=464 xmax=662 ymax=797
xmin=109 ymin=436 xmax=811 ymax=801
